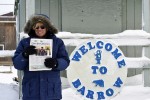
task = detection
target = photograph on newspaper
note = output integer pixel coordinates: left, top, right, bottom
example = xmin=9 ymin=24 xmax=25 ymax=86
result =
xmin=29 ymin=38 xmax=53 ymax=71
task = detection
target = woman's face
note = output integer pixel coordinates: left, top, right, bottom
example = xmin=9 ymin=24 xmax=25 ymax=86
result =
xmin=33 ymin=22 xmax=47 ymax=38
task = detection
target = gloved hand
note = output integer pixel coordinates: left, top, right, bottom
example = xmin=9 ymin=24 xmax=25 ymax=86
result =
xmin=44 ymin=58 xmax=58 ymax=69
xmin=22 ymin=45 xmax=37 ymax=59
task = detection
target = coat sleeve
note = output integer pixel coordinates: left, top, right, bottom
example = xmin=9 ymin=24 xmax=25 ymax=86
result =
xmin=12 ymin=39 xmax=29 ymax=70
xmin=56 ymin=39 xmax=70 ymax=71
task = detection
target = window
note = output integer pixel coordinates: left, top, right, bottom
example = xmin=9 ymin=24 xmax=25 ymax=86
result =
xmin=0 ymin=44 xmax=4 ymax=50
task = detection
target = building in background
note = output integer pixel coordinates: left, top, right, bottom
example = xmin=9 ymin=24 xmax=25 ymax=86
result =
xmin=14 ymin=0 xmax=144 ymax=35
xmin=0 ymin=12 xmax=16 ymax=50
xmin=0 ymin=12 xmax=16 ymax=69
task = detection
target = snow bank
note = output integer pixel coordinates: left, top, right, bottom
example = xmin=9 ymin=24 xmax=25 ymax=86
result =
xmin=125 ymin=57 xmax=150 ymax=68
xmin=0 ymin=50 xmax=15 ymax=57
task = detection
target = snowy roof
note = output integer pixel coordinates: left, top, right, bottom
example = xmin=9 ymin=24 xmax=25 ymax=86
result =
xmin=20 ymin=30 xmax=150 ymax=39
xmin=56 ymin=30 xmax=150 ymax=46
xmin=56 ymin=30 xmax=150 ymax=39
xmin=19 ymin=30 xmax=150 ymax=46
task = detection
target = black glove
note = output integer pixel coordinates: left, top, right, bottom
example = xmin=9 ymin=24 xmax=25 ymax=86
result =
xmin=44 ymin=58 xmax=58 ymax=69
xmin=22 ymin=46 xmax=37 ymax=58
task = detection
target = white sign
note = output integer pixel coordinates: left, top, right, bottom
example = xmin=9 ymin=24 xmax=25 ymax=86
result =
xmin=67 ymin=39 xmax=127 ymax=100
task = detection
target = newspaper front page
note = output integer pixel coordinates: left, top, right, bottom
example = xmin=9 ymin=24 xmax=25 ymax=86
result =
xmin=29 ymin=38 xmax=53 ymax=71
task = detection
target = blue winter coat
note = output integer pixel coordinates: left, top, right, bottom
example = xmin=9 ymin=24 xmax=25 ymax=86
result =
xmin=12 ymin=35 xmax=70 ymax=100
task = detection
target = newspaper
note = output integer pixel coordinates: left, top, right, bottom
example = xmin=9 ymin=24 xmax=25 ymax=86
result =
xmin=29 ymin=38 xmax=53 ymax=71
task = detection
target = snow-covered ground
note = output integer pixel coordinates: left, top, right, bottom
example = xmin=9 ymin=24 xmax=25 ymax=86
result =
xmin=62 ymin=74 xmax=150 ymax=100
xmin=0 ymin=66 xmax=150 ymax=100
xmin=0 ymin=66 xmax=19 ymax=100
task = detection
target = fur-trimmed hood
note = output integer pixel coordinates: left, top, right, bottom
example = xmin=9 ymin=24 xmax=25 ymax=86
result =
xmin=24 ymin=14 xmax=58 ymax=37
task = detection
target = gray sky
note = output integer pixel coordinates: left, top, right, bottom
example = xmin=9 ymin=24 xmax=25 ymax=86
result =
xmin=0 ymin=0 xmax=15 ymax=15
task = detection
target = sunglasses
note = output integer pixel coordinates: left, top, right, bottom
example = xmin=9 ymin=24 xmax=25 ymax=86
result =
xmin=35 ymin=26 xmax=46 ymax=29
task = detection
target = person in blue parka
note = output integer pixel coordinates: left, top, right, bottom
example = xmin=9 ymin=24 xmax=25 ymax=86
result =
xmin=12 ymin=14 xmax=70 ymax=100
